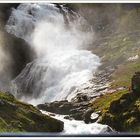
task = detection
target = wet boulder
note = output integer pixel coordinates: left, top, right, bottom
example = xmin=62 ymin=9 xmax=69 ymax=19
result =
xmin=70 ymin=112 xmax=84 ymax=120
xmin=83 ymin=108 xmax=99 ymax=124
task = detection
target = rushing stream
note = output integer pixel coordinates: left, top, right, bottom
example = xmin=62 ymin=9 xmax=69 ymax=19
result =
xmin=5 ymin=3 xmax=113 ymax=134
xmin=41 ymin=110 xmax=113 ymax=135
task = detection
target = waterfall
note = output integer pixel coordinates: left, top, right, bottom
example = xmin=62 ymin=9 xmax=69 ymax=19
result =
xmin=4 ymin=3 xmax=114 ymax=135
xmin=6 ymin=3 xmax=101 ymax=105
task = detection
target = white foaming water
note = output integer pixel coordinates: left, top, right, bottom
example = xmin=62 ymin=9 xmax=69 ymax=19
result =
xmin=60 ymin=117 xmax=112 ymax=134
xmin=41 ymin=111 xmax=114 ymax=134
xmin=6 ymin=3 xmax=100 ymax=104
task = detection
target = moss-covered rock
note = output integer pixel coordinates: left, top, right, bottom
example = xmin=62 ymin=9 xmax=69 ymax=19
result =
xmin=93 ymin=90 xmax=140 ymax=132
xmin=0 ymin=91 xmax=64 ymax=132
xmin=90 ymin=89 xmax=128 ymax=113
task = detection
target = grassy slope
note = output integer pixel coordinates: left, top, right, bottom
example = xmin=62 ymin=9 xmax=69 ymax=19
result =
xmin=0 ymin=92 xmax=63 ymax=132
xmin=95 ymin=33 xmax=140 ymax=88
xmin=91 ymin=8 xmax=140 ymax=88
xmin=111 ymin=61 xmax=140 ymax=88
xmin=91 ymin=33 xmax=140 ymax=131
xmin=90 ymin=89 xmax=128 ymax=113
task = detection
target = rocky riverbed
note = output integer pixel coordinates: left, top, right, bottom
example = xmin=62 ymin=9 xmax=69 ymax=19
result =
xmin=37 ymin=67 xmax=115 ymax=124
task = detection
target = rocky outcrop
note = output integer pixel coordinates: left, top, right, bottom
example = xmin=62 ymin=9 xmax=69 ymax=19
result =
xmin=98 ymin=72 xmax=140 ymax=132
xmin=0 ymin=91 xmax=64 ymax=132
xmin=37 ymin=93 xmax=101 ymax=123
xmin=38 ymin=99 xmax=87 ymax=120
xmin=109 ymin=93 xmax=131 ymax=114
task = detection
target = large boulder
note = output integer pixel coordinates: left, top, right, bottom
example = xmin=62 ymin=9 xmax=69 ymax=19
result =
xmin=83 ymin=109 xmax=94 ymax=123
xmin=38 ymin=100 xmax=74 ymax=115
xmin=83 ymin=109 xmax=99 ymax=124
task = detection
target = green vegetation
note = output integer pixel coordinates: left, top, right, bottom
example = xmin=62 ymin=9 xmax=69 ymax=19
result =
xmin=101 ymin=93 xmax=140 ymax=132
xmin=0 ymin=91 xmax=63 ymax=132
xmin=90 ymin=89 xmax=128 ymax=113
xmin=91 ymin=89 xmax=140 ymax=132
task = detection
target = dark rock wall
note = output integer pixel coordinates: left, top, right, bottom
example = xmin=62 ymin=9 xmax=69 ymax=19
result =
xmin=0 ymin=4 xmax=35 ymax=90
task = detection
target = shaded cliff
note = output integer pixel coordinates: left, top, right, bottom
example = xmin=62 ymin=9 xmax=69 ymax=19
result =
xmin=0 ymin=3 xmax=35 ymax=90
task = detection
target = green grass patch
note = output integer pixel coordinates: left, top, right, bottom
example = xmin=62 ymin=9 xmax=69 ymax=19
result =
xmin=96 ymin=92 xmax=140 ymax=132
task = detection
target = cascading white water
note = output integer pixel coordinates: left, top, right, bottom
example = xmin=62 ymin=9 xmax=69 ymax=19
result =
xmin=6 ymin=3 xmax=101 ymax=104
xmin=5 ymin=3 xmax=114 ymax=135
